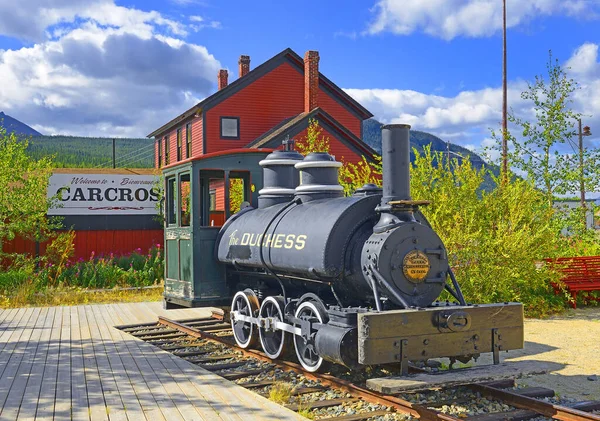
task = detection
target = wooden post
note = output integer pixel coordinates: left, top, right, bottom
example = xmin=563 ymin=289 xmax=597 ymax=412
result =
xmin=501 ymin=0 xmax=508 ymax=185
xmin=579 ymin=118 xmax=586 ymax=227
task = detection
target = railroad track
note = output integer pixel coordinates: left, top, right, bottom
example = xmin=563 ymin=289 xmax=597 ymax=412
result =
xmin=117 ymin=313 xmax=600 ymax=421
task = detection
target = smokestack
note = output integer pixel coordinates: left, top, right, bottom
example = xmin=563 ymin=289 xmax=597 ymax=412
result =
xmin=373 ymin=124 xmax=413 ymax=233
xmin=218 ymin=69 xmax=228 ymax=90
xmin=238 ymin=55 xmax=250 ymax=78
xmin=381 ymin=124 xmax=411 ymax=206
xmin=304 ymin=50 xmax=319 ymax=113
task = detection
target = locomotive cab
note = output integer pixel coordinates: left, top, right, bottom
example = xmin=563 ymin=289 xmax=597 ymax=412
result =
xmin=162 ymin=150 xmax=271 ymax=309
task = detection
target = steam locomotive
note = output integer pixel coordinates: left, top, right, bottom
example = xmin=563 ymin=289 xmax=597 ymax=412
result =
xmin=162 ymin=124 xmax=524 ymax=374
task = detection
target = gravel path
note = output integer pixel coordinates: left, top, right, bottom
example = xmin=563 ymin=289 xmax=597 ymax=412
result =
xmin=474 ymin=307 xmax=600 ymax=401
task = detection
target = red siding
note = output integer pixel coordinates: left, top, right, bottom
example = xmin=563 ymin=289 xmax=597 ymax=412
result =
xmin=191 ymin=116 xmax=203 ymax=157
xmin=318 ymin=86 xmax=362 ymax=139
xmin=155 ymin=140 xmax=159 ymax=168
xmin=3 ymin=230 xmax=164 ymax=261
xmin=155 ymin=115 xmax=202 ymax=166
xmin=168 ymin=127 xmax=177 ymax=165
xmin=210 ymin=179 xmax=225 ymax=210
xmin=205 ymin=62 xmax=304 ymax=153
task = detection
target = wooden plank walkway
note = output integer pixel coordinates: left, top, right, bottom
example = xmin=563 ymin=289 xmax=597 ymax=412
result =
xmin=0 ymin=303 xmax=304 ymax=421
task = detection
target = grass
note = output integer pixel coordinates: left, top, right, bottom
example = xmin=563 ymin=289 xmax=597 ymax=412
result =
xmin=268 ymin=382 xmax=315 ymax=419
xmin=296 ymin=401 xmax=315 ymax=419
xmin=0 ymin=285 xmax=163 ymax=308
xmin=268 ymin=382 xmax=294 ymax=405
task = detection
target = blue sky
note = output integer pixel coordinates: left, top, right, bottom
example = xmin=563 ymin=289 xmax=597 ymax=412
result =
xmin=0 ymin=0 xmax=599 ymax=156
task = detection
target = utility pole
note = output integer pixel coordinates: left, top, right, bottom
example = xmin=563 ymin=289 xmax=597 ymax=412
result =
xmin=501 ymin=0 xmax=508 ymax=185
xmin=112 ymin=138 xmax=116 ymax=169
xmin=578 ymin=119 xmax=592 ymax=228
xmin=447 ymin=140 xmax=450 ymax=166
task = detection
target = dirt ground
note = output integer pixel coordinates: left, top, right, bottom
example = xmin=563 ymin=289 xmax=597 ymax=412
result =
xmin=485 ymin=307 xmax=600 ymax=400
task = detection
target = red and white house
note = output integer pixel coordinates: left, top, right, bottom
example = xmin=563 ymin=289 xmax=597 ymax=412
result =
xmin=148 ymin=48 xmax=376 ymax=168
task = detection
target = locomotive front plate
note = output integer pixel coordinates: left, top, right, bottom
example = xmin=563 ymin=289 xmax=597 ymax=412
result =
xmin=357 ymin=302 xmax=524 ymax=366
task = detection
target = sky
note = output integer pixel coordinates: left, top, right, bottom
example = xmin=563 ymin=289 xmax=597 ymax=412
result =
xmin=0 ymin=0 xmax=599 ymax=158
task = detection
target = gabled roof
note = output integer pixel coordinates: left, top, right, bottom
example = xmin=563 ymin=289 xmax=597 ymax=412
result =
xmin=247 ymin=108 xmax=377 ymax=160
xmin=147 ymin=48 xmax=373 ymax=138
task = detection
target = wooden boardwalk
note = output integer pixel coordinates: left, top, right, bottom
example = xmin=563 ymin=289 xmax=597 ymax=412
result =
xmin=0 ymin=302 xmax=304 ymax=421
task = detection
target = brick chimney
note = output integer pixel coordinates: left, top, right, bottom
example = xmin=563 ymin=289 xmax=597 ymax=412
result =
xmin=304 ymin=51 xmax=320 ymax=113
xmin=239 ymin=55 xmax=250 ymax=78
xmin=218 ymin=69 xmax=228 ymax=90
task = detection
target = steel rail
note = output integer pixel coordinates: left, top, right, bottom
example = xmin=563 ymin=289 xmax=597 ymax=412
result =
xmin=157 ymin=316 xmax=459 ymax=421
xmin=158 ymin=316 xmax=600 ymax=421
xmin=469 ymin=384 xmax=600 ymax=421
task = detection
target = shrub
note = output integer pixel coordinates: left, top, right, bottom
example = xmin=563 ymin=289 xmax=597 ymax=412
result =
xmin=410 ymin=147 xmax=594 ymax=316
xmin=0 ymin=238 xmax=164 ymax=307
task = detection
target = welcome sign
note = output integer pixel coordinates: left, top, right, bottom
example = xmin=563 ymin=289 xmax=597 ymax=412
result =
xmin=48 ymin=173 xmax=160 ymax=215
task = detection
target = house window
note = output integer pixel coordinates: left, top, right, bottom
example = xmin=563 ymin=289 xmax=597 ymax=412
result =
xmin=157 ymin=137 xmax=162 ymax=168
xmin=164 ymin=135 xmax=170 ymax=165
xmin=220 ymin=117 xmax=240 ymax=139
xmin=186 ymin=123 xmax=192 ymax=158
xmin=176 ymin=128 xmax=182 ymax=161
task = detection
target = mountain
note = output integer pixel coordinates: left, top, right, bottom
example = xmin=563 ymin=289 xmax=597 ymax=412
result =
xmin=0 ymin=112 xmax=42 ymax=136
xmin=362 ymin=118 xmax=498 ymax=190
xmin=362 ymin=118 xmax=488 ymax=168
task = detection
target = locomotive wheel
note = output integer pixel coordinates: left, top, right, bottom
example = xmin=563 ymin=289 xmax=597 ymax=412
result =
xmin=258 ymin=296 xmax=287 ymax=359
xmin=293 ymin=300 xmax=328 ymax=372
xmin=231 ymin=289 xmax=259 ymax=349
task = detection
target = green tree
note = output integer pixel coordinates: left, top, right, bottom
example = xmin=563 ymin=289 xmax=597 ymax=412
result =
xmin=295 ymin=119 xmax=330 ymax=155
xmin=492 ymin=52 xmax=600 ymax=207
xmin=296 ymin=119 xmax=381 ymax=195
xmin=411 ymin=147 xmax=566 ymax=316
xmin=338 ymin=155 xmax=382 ymax=196
xmin=0 ymin=127 xmax=58 ymax=249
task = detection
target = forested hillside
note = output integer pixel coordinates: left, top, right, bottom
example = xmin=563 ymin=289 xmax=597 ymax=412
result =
xmin=27 ymin=135 xmax=154 ymax=168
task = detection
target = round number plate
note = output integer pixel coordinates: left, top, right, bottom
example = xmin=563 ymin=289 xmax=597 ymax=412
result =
xmin=402 ymin=250 xmax=430 ymax=283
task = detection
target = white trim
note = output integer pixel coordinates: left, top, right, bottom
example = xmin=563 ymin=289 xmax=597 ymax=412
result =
xmin=258 ymin=187 xmax=296 ymax=195
xmin=295 ymin=184 xmax=344 ymax=192
xmin=293 ymin=301 xmax=325 ymax=372
xmin=258 ymin=297 xmax=286 ymax=359
xmin=295 ymin=160 xmax=342 ymax=169
xmin=259 ymin=159 xmax=302 ymax=167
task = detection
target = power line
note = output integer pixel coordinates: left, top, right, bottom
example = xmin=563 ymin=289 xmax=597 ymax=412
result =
xmin=114 ymin=154 xmax=154 ymax=169
xmin=96 ymin=142 xmax=155 ymax=168
xmin=114 ymin=149 xmax=155 ymax=168
xmin=111 ymin=143 xmax=155 ymax=166
xmin=113 ymin=148 xmax=154 ymax=166
xmin=95 ymin=142 xmax=155 ymax=168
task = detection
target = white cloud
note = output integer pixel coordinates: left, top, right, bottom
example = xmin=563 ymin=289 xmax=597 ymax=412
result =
xmin=345 ymin=42 xmax=600 ymax=155
xmin=366 ymin=0 xmax=598 ymax=40
xmin=189 ymin=15 xmax=222 ymax=32
xmin=333 ymin=31 xmax=358 ymax=40
xmin=0 ymin=0 xmax=189 ymax=42
xmin=0 ymin=1 xmax=221 ymax=137
xmin=566 ymin=43 xmax=600 ymax=78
